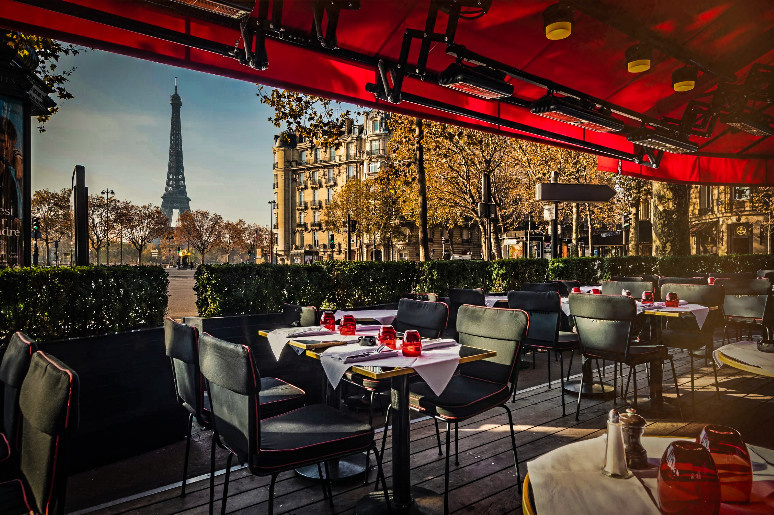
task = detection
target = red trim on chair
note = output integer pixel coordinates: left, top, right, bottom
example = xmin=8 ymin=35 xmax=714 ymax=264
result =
xmin=242 ymin=344 xmax=261 ymax=444
xmin=14 ymin=332 xmax=35 ymax=356
xmin=0 ymin=432 xmax=9 ymax=463
xmin=259 ymin=377 xmax=306 ymax=404
xmin=0 ymin=479 xmax=33 ymax=512
xmin=37 ymin=351 xmax=74 ymax=515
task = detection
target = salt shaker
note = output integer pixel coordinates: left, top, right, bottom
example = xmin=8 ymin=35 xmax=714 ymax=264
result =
xmin=619 ymin=408 xmax=648 ymax=469
xmin=602 ymin=409 xmax=632 ymax=478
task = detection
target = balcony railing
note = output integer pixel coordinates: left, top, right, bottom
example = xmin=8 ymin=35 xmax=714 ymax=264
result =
xmin=326 ymin=178 xmax=336 ymax=186
xmin=272 ymin=223 xmax=278 ymax=230
xmin=296 ymin=201 xmax=308 ymax=210
xmin=295 ymin=223 xmax=308 ymax=230
xmin=296 ymin=181 xmax=307 ymax=190
xmin=310 ymin=200 xmax=323 ymax=209
xmin=310 ymin=180 xmax=323 ymax=189
xmin=311 ymin=221 xmax=323 ymax=230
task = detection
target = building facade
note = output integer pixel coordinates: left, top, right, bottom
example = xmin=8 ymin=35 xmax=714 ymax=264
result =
xmin=689 ymin=185 xmax=771 ymax=255
xmin=271 ymin=111 xmax=482 ymax=263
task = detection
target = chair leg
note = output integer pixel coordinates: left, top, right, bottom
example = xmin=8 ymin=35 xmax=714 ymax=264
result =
xmin=317 ymin=463 xmax=329 ymax=499
xmin=371 ymin=443 xmax=391 ymax=507
xmin=712 ymin=359 xmax=721 ymax=400
xmin=454 ymin=422 xmax=459 ymax=466
xmin=380 ymin=404 xmax=391 ymax=462
xmin=566 ymin=350 xmax=575 ymax=382
xmin=220 ymin=453 xmax=233 ymax=515
xmin=632 ymin=366 xmax=638 ymax=409
xmin=181 ymin=413 xmax=193 ymax=497
xmin=559 ymin=351 xmax=566 ymax=417
xmin=503 ymin=405 xmax=521 ymax=487
xmin=434 ymin=417 xmax=443 ymax=456
xmin=368 ymin=390 xmax=375 ymax=427
xmin=444 ymin=422 xmax=452 ymax=515
xmin=323 ymin=461 xmax=334 ymax=507
xmin=575 ymin=363 xmax=584 ymax=421
xmin=209 ymin=431 xmax=217 ymax=515
xmin=612 ymin=362 xmax=618 ymax=404
xmin=268 ymin=474 xmax=278 ymax=515
xmin=547 ymin=350 xmax=552 ymax=389
xmin=363 ymin=447 xmax=370 ymax=485
xmin=668 ymin=357 xmax=683 ymax=421
xmin=624 ymin=366 xmax=633 ymax=401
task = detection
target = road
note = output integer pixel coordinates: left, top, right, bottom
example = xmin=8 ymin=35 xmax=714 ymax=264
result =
xmin=166 ymin=268 xmax=198 ymax=320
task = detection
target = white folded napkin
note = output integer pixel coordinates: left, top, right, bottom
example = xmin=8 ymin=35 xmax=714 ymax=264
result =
xmin=343 ymin=349 xmax=400 ymax=363
xmin=421 ymin=339 xmax=460 ymax=351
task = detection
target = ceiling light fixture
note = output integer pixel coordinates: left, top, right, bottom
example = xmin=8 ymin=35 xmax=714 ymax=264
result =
xmin=672 ymin=66 xmax=698 ymax=92
xmin=625 ymin=44 xmax=651 ymax=73
xmin=719 ymin=113 xmax=774 ymax=137
xmin=439 ymin=63 xmax=514 ymax=99
xmin=627 ymin=128 xmax=698 ymax=154
xmin=543 ymin=3 xmax=573 ymax=41
xmin=530 ymin=95 xmax=625 ymax=133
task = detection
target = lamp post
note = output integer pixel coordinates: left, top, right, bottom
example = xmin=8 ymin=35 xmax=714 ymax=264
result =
xmin=101 ymin=189 xmax=114 ymax=265
xmin=268 ymin=200 xmax=276 ymax=264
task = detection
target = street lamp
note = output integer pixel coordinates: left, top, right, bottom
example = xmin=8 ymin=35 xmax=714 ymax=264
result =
xmin=101 ymin=189 xmax=114 ymax=265
xmin=268 ymin=200 xmax=276 ymax=264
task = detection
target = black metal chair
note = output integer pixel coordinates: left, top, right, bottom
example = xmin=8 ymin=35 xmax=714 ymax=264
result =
xmin=165 ymin=318 xmax=305 ymax=497
xmin=0 ymin=332 xmax=37 ymax=477
xmin=557 ymin=280 xmax=580 ymax=297
xmin=658 ymin=284 xmax=724 ymax=410
xmin=716 ymin=278 xmax=773 ymax=342
xmin=408 ymin=304 xmax=529 ymax=514
xmin=507 ymin=291 xmax=576 ymax=415
xmin=198 ymin=332 xmax=389 ymax=515
xmin=446 ymin=288 xmax=485 ymax=338
xmin=570 ymin=293 xmax=680 ymax=420
xmin=0 ymin=351 xmax=79 ymax=515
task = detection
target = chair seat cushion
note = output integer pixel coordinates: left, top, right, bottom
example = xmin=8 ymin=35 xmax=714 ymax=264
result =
xmin=0 ymin=479 xmax=33 ymax=514
xmin=660 ymin=328 xmax=712 ymax=351
xmin=259 ymin=377 xmax=305 ymax=419
xmin=254 ymin=404 xmax=374 ymax=472
xmin=408 ymin=374 xmax=510 ymax=421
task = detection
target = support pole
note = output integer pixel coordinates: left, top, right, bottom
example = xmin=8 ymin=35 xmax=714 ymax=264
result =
xmin=416 ymin=119 xmax=430 ymax=261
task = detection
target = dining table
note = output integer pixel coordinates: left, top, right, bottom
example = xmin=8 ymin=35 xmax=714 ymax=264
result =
xmin=523 ymin=435 xmax=774 ymax=514
xmin=714 ymin=341 xmax=774 ymax=378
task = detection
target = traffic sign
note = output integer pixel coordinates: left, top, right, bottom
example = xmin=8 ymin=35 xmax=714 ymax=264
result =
xmin=536 ymin=183 xmax=616 ymax=202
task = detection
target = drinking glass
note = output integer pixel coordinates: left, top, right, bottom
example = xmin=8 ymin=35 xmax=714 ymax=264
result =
xmin=571 ymin=287 xmax=581 ymax=293
xmin=591 ymin=288 xmax=601 ymax=295
xmin=641 ymin=291 xmax=655 ymax=305
xmin=665 ymin=291 xmax=679 ymax=308
xmin=340 ymin=314 xmax=356 ymax=335
xmin=379 ymin=325 xmax=397 ymax=349
xmin=402 ymin=330 xmax=422 ymax=357
xmin=658 ymin=440 xmax=721 ymax=514
xmin=708 ymin=276 xmax=716 ymax=285
xmin=698 ymin=425 xmax=752 ymax=503
xmin=321 ymin=311 xmax=336 ymax=331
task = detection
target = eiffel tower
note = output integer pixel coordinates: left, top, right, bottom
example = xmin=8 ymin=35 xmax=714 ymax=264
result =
xmin=161 ymin=78 xmax=190 ymax=221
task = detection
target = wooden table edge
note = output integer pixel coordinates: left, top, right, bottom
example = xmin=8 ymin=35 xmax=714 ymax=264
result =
xmin=716 ymin=348 xmax=774 ymax=378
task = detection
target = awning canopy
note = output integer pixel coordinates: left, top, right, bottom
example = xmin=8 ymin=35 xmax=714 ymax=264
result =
xmin=1 ymin=0 xmax=772 ymax=183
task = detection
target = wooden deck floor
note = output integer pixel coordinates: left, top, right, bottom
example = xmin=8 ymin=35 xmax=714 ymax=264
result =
xmin=77 ymin=337 xmax=774 ymax=515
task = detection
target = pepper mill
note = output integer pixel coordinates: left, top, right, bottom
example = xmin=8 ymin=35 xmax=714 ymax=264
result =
xmin=602 ymin=409 xmax=632 ymax=478
xmin=619 ymin=408 xmax=648 ymax=469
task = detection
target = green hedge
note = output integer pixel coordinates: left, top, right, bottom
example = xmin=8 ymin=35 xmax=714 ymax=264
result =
xmin=195 ymin=254 xmax=774 ymax=316
xmin=0 ymin=265 xmax=168 ymax=343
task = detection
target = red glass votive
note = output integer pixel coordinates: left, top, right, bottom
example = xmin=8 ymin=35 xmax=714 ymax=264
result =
xmin=402 ymin=330 xmax=422 ymax=357
xmin=321 ymin=311 xmax=336 ymax=331
xmin=571 ymin=287 xmax=581 ymax=293
xmin=340 ymin=314 xmax=356 ymax=335
xmin=708 ymin=276 xmax=716 ymax=285
xmin=641 ymin=291 xmax=655 ymax=305
xmin=378 ymin=325 xmax=397 ymax=349
xmin=665 ymin=292 xmax=679 ymax=308
xmin=591 ymin=288 xmax=601 ymax=295
xmin=698 ymin=425 xmax=752 ymax=503
xmin=658 ymin=441 xmax=720 ymax=515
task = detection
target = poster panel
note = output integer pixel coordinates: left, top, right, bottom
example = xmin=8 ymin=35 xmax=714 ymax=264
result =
xmin=0 ymin=95 xmax=24 ymax=267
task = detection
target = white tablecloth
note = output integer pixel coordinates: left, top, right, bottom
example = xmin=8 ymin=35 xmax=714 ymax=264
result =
xmin=266 ymin=326 xmax=344 ymax=360
xmin=560 ymin=298 xmax=709 ymax=329
xmin=335 ymin=309 xmax=397 ymax=325
xmin=528 ymin=435 xmax=774 ymax=515
xmin=714 ymin=341 xmax=774 ymax=375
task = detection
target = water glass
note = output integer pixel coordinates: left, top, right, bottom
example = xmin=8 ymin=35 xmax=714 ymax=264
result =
xmin=402 ymin=330 xmax=422 ymax=357
xmin=697 ymin=425 xmax=752 ymax=503
xmin=658 ymin=440 xmax=720 ymax=514
xmin=378 ymin=325 xmax=397 ymax=349
xmin=321 ymin=311 xmax=336 ymax=331
xmin=641 ymin=291 xmax=655 ymax=305
xmin=571 ymin=287 xmax=581 ymax=293
xmin=665 ymin=291 xmax=679 ymax=308
xmin=591 ymin=288 xmax=601 ymax=295
xmin=340 ymin=314 xmax=356 ymax=335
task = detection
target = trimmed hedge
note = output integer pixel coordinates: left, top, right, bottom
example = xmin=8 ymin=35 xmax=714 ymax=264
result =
xmin=195 ymin=254 xmax=774 ymax=317
xmin=0 ymin=265 xmax=168 ymax=343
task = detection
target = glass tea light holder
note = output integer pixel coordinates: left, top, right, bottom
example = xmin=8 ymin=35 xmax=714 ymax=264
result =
xmin=665 ymin=291 xmax=680 ymax=308
xmin=698 ymin=425 xmax=752 ymax=503
xmin=340 ymin=314 xmax=357 ymax=335
xmin=378 ymin=325 xmax=397 ymax=349
xmin=321 ymin=311 xmax=336 ymax=331
xmin=402 ymin=330 xmax=422 ymax=357
xmin=658 ymin=440 xmax=721 ymax=514
xmin=641 ymin=291 xmax=655 ymax=305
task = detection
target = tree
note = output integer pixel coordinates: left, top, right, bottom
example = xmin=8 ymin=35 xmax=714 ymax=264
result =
xmin=221 ymin=219 xmax=248 ymax=263
xmin=87 ymin=194 xmax=108 ymax=265
xmin=750 ymin=187 xmax=774 ymax=254
xmin=124 ymin=203 xmax=169 ymax=264
xmin=4 ymin=32 xmax=80 ymax=131
xmin=245 ymin=223 xmax=270 ymax=262
xmin=31 ymin=188 xmax=71 ymax=265
xmin=615 ymin=174 xmax=652 ymax=256
xmin=652 ymin=182 xmax=690 ymax=256
xmin=176 ymin=210 xmax=223 ymax=264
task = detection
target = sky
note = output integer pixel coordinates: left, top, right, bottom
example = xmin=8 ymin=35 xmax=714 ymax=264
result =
xmin=31 ymin=48 xmax=281 ymax=224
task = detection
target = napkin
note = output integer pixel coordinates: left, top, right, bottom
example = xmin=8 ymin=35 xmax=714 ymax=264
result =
xmin=343 ymin=349 xmax=400 ymax=363
xmin=266 ymin=326 xmax=334 ymax=360
xmin=421 ymin=339 xmax=460 ymax=351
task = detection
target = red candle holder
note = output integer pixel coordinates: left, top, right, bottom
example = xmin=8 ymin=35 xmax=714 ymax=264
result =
xmin=665 ymin=292 xmax=679 ymax=308
xmin=641 ymin=291 xmax=655 ymax=305
xmin=708 ymin=276 xmax=716 ymax=285
xmin=571 ymin=287 xmax=581 ymax=293
xmin=340 ymin=314 xmax=356 ymax=335
xmin=378 ymin=325 xmax=397 ymax=350
xmin=321 ymin=311 xmax=336 ymax=332
xmin=402 ymin=330 xmax=422 ymax=357
xmin=658 ymin=440 xmax=720 ymax=514
xmin=591 ymin=288 xmax=601 ymax=295
xmin=698 ymin=425 xmax=752 ymax=503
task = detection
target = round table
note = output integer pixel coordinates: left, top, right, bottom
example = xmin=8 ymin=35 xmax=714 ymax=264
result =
xmin=715 ymin=342 xmax=774 ymax=378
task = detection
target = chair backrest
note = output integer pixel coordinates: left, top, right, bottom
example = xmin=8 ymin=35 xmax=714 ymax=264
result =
xmin=569 ymin=294 xmax=637 ymax=360
xmin=0 ymin=332 xmax=37 ymax=450
xmin=658 ymin=283 xmax=725 ymax=333
xmin=402 ymin=292 xmax=438 ymax=302
xmin=456 ymin=305 xmax=528 ymax=388
xmin=198 ymin=332 xmax=259 ymax=464
xmin=282 ymin=303 xmax=318 ymax=327
xmin=601 ymin=280 xmax=655 ymax=299
xmin=522 ymin=282 xmax=561 ymax=293
xmin=507 ymin=291 xmax=559 ymax=344
xmin=716 ymin=278 xmax=771 ymax=320
xmin=393 ymin=298 xmax=448 ymax=338
xmin=658 ymin=276 xmax=707 ymax=288
xmin=18 ymin=352 xmax=79 ymax=515
xmin=448 ymin=288 xmax=485 ymax=327
xmin=557 ymin=281 xmax=580 ymax=297
xmin=165 ymin=318 xmax=206 ymax=421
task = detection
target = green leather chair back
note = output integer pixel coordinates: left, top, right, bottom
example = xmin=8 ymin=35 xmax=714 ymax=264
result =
xmin=394 ymin=298 xmax=448 ymax=338
xmin=601 ymin=281 xmax=654 ymax=299
xmin=165 ymin=318 xmax=206 ymax=422
xmin=0 ymin=332 xmax=37 ymax=450
xmin=507 ymin=291 xmax=559 ymax=345
xmin=569 ymin=294 xmax=636 ymax=361
xmin=716 ymin=279 xmax=771 ymax=321
xmin=659 ymin=283 xmax=725 ymax=334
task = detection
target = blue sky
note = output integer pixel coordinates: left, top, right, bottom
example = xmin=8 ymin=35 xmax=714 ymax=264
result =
xmin=31 ymin=48 xmax=280 ymax=224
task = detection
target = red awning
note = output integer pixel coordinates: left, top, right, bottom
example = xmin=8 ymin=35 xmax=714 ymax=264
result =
xmin=1 ymin=0 xmax=772 ymax=183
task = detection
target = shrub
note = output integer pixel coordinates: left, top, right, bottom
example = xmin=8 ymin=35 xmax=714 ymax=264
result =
xmin=489 ymin=259 xmax=549 ymax=292
xmin=0 ymin=265 xmax=168 ymax=343
xmin=416 ymin=260 xmax=492 ymax=296
xmin=547 ymin=257 xmax=604 ymax=285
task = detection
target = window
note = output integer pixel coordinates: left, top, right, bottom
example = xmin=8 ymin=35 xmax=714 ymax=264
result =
xmin=462 ymin=228 xmax=470 ymax=242
xmin=313 ymin=211 xmax=320 ymax=223
xmin=347 ymin=165 xmax=355 ymax=179
xmin=313 ymin=232 xmax=319 ymax=247
xmin=300 ymin=212 xmax=305 ymax=223
xmin=329 ymin=148 xmax=335 ymax=161
xmin=369 ymin=161 xmax=380 ymax=174
xmin=735 ymin=187 xmax=751 ymax=201
xmin=312 ymin=170 xmax=318 ymax=182
xmin=298 ymin=172 xmax=305 ymax=186
xmin=313 ymin=189 xmax=318 ymax=202
xmin=327 ymin=168 xmax=334 ymax=181
xmin=298 ymin=232 xmax=304 ymax=247
xmin=372 ymin=119 xmax=380 ymax=133
xmin=300 ymin=150 xmax=307 ymax=163
xmin=370 ymin=139 xmax=381 ymax=154
xmin=273 ymin=173 xmax=277 ymax=189
xmin=274 ymin=192 xmax=277 ymax=203
xmin=299 ymin=191 xmax=304 ymax=203
xmin=699 ymin=185 xmax=712 ymax=211
xmin=347 ymin=142 xmax=354 ymax=158
xmin=328 ymin=188 xmax=333 ymax=202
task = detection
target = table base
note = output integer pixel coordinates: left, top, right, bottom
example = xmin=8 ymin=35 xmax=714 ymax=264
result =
xmin=355 ymin=486 xmax=444 ymax=514
xmin=563 ymin=380 xmax=616 ymax=398
xmin=295 ymin=453 xmax=368 ymax=483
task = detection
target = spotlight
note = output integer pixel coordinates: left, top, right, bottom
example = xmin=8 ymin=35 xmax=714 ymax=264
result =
xmin=439 ymin=63 xmax=514 ymax=99
xmin=627 ymin=128 xmax=698 ymax=154
xmin=719 ymin=113 xmax=774 ymax=137
xmin=672 ymin=66 xmax=698 ymax=92
xmin=625 ymin=44 xmax=651 ymax=73
xmin=530 ymin=95 xmax=625 ymax=133
xmin=543 ymin=3 xmax=573 ymax=41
